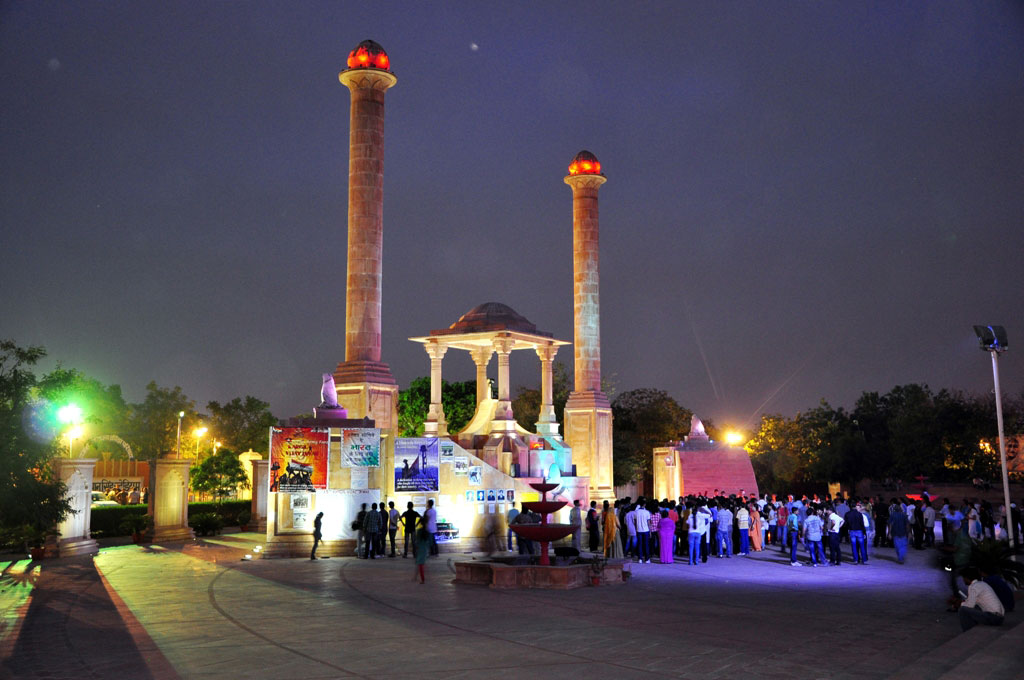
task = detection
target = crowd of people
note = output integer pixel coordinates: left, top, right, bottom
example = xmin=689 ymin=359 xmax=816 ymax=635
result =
xmin=99 ymin=484 xmax=146 ymax=505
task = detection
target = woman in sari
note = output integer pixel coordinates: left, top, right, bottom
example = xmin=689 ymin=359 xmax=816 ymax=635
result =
xmin=657 ymin=510 xmax=676 ymax=563
xmin=749 ymin=505 xmax=763 ymax=552
xmin=603 ymin=500 xmax=623 ymax=558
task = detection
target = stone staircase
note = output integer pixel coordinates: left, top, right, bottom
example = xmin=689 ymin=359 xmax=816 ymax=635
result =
xmin=886 ymin=614 xmax=1022 ymax=679
xmin=678 ymin=448 xmax=759 ymax=498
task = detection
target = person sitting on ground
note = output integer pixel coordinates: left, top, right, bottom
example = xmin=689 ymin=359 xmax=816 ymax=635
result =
xmin=955 ymin=567 xmax=1004 ymax=632
xmin=980 ymin=565 xmax=1015 ymax=614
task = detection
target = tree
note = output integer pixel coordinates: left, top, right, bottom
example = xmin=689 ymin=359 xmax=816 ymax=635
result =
xmin=0 ymin=340 xmax=74 ymax=546
xmin=190 ymin=447 xmax=250 ymax=500
xmin=35 ymin=367 xmax=129 ymax=458
xmin=397 ymin=377 xmax=477 ymax=437
xmin=207 ymin=396 xmax=277 ymax=455
xmin=124 ymin=382 xmax=196 ymax=461
xmin=611 ymin=388 xmax=691 ymax=486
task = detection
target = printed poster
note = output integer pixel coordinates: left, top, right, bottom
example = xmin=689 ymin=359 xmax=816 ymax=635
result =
xmin=468 ymin=466 xmax=482 ymax=486
xmin=453 ymin=457 xmax=469 ymax=476
xmin=269 ymin=427 xmax=328 ymax=492
xmin=350 ymin=467 xmax=368 ymax=490
xmin=394 ymin=437 xmax=440 ymax=492
xmin=440 ymin=440 xmax=455 ymax=462
xmin=340 ymin=428 xmax=381 ymax=467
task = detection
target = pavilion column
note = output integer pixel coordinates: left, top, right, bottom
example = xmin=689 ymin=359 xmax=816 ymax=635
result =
xmin=535 ymin=344 xmax=560 ymax=436
xmin=491 ymin=337 xmax=515 ymax=430
xmin=424 ymin=342 xmax=448 ymax=436
xmin=470 ymin=347 xmax=493 ymax=406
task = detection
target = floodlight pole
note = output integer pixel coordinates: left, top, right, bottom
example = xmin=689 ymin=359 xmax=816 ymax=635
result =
xmin=989 ymin=350 xmax=1015 ymax=552
xmin=176 ymin=412 xmax=184 ymax=460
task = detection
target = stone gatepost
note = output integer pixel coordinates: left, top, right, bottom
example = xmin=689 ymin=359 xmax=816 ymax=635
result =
xmin=250 ymin=459 xmax=269 ymax=533
xmin=54 ymin=458 xmax=99 ymax=556
xmin=151 ymin=458 xmax=195 ymax=542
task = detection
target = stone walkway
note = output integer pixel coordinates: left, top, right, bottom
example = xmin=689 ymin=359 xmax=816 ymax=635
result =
xmin=1 ymin=535 xmax=1020 ymax=679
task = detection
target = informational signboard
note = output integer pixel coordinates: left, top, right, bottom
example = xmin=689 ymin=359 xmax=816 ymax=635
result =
xmin=340 ymin=428 xmax=381 ymax=467
xmin=269 ymin=427 xmax=328 ymax=492
xmin=394 ymin=438 xmax=439 ymax=492
xmin=468 ymin=466 xmax=482 ymax=485
xmin=316 ymin=489 xmax=381 ymax=540
xmin=453 ymin=457 xmax=468 ymax=476
xmin=93 ymin=477 xmax=144 ymax=493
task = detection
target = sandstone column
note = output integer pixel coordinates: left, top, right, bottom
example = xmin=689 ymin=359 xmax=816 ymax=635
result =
xmin=333 ymin=40 xmax=399 ymax=431
xmin=563 ymin=151 xmax=614 ymax=499
xmin=535 ymin=344 xmax=560 ymax=436
xmin=424 ymin=342 xmax=448 ymax=436
xmin=491 ymin=337 xmax=515 ymax=431
xmin=250 ymin=459 xmax=269 ymax=533
xmin=471 ymin=347 xmax=493 ymax=406
xmin=54 ymin=458 xmax=99 ymax=556
xmin=151 ymin=458 xmax=195 ymax=542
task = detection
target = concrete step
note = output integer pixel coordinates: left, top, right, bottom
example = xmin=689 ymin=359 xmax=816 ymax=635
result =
xmin=886 ymin=614 xmax=1021 ymax=679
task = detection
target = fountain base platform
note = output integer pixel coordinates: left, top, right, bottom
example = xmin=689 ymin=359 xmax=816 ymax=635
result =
xmin=454 ymin=557 xmax=628 ymax=590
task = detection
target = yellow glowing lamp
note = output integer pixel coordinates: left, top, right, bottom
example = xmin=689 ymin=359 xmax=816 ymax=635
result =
xmin=567 ymin=150 xmax=603 ymax=176
xmin=194 ymin=426 xmax=208 ymax=438
xmin=67 ymin=425 xmax=84 ymax=440
xmin=58 ymin=403 xmax=83 ymax=425
xmin=725 ymin=431 xmax=744 ymax=446
xmin=346 ymin=40 xmax=391 ymax=71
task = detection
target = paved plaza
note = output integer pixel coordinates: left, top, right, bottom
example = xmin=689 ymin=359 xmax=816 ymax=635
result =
xmin=1 ymin=534 xmax=1020 ymax=679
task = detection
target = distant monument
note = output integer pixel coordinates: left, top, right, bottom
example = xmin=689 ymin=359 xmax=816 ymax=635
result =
xmin=651 ymin=414 xmax=758 ymax=499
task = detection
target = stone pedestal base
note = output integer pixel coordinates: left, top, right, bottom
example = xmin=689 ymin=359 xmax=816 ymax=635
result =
xmin=565 ymin=390 xmax=614 ymax=502
xmin=250 ymin=459 xmax=269 ymax=533
xmin=54 ymin=458 xmax=99 ymax=557
xmin=151 ymin=459 xmax=195 ymax=543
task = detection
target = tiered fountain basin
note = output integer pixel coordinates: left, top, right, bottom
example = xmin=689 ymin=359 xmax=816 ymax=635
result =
xmin=454 ymin=480 xmax=628 ymax=589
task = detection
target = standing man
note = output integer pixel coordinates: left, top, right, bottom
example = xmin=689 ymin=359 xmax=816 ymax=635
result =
xmin=777 ymin=504 xmax=789 ymax=554
xmin=387 ymin=501 xmax=400 ymax=557
xmin=378 ymin=501 xmax=390 ymax=557
xmin=922 ymin=500 xmax=936 ymax=548
xmin=786 ymin=505 xmax=802 ymax=566
xmin=424 ymin=499 xmax=438 ymax=556
xmin=889 ymin=499 xmax=909 ymax=564
xmin=401 ymin=501 xmax=420 ymax=558
xmin=634 ymin=500 xmax=652 ymax=563
xmin=735 ymin=503 xmax=750 ymax=556
xmin=845 ymin=502 xmax=867 ymax=564
xmin=827 ymin=505 xmax=845 ymax=565
xmin=624 ymin=503 xmax=638 ymax=558
xmin=363 ymin=502 xmax=382 ymax=559
xmin=803 ymin=507 xmax=825 ymax=566
xmin=310 ymin=511 xmax=324 ymax=560
xmin=586 ymin=500 xmax=601 ymax=553
xmin=506 ymin=502 xmax=520 ymax=552
xmin=716 ymin=503 xmax=734 ymax=558
xmin=569 ymin=499 xmax=582 ymax=551
xmin=355 ymin=503 xmax=368 ymax=558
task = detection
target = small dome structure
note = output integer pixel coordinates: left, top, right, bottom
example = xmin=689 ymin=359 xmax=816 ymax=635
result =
xmin=441 ymin=302 xmax=548 ymax=336
xmin=567 ymin=150 xmax=602 ymax=176
xmin=345 ymin=39 xmax=391 ymax=71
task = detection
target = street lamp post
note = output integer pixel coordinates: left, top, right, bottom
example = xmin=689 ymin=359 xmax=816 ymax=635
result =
xmin=973 ymin=325 xmax=1015 ymax=552
xmin=66 ymin=425 xmax=83 ymax=458
xmin=176 ymin=411 xmax=185 ymax=459
xmin=194 ymin=426 xmax=208 ymax=460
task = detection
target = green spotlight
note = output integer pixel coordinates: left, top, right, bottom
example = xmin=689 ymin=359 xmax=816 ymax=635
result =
xmin=57 ymin=403 xmax=83 ymax=424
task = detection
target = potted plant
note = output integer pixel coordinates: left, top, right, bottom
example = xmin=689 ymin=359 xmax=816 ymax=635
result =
xmin=20 ymin=524 xmax=50 ymax=560
xmin=119 ymin=514 xmax=154 ymax=543
xmin=238 ymin=509 xmax=252 ymax=532
xmin=189 ymin=512 xmax=224 ymax=537
xmin=589 ymin=555 xmax=608 ymax=586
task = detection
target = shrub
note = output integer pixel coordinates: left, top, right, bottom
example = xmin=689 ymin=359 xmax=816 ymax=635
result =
xmin=91 ymin=505 xmax=149 ymax=539
xmin=119 ymin=514 xmax=153 ymax=535
xmin=189 ymin=512 xmax=223 ymax=537
xmin=237 ymin=509 xmax=252 ymax=527
xmin=187 ymin=500 xmax=250 ymax=526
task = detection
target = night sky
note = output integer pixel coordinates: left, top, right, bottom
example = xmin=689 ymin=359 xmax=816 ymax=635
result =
xmin=3 ymin=2 xmax=1023 ymax=430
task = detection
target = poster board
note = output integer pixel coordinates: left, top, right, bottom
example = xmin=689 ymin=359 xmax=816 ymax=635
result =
xmin=269 ymin=427 xmax=328 ymax=492
xmin=394 ymin=437 xmax=439 ymax=492
xmin=339 ymin=428 xmax=381 ymax=467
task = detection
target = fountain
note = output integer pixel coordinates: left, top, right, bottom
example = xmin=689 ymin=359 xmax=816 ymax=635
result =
xmin=509 ymin=481 xmax=574 ymax=566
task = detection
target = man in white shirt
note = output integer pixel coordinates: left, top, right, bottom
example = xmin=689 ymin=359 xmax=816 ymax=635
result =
xmin=569 ymin=499 xmax=582 ymax=551
xmin=735 ymin=505 xmax=750 ymax=555
xmin=634 ymin=502 xmax=652 ymax=563
xmin=424 ymin=499 xmax=438 ymax=556
xmin=827 ymin=508 xmax=845 ymax=565
xmin=922 ymin=500 xmax=936 ymax=547
xmin=958 ymin=567 xmax=1005 ymax=631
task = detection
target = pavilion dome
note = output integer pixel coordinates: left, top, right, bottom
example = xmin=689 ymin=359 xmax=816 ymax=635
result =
xmin=345 ymin=39 xmax=391 ymax=71
xmin=567 ymin=150 xmax=602 ymax=176
xmin=443 ymin=302 xmax=542 ymax=335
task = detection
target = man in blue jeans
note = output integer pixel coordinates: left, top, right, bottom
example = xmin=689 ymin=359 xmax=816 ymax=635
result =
xmin=787 ymin=508 xmax=801 ymax=566
xmin=803 ymin=507 xmax=825 ymax=566
xmin=845 ymin=502 xmax=868 ymax=564
xmin=716 ymin=504 xmax=734 ymax=558
xmin=889 ymin=499 xmax=909 ymax=564
xmin=634 ymin=502 xmax=652 ymax=563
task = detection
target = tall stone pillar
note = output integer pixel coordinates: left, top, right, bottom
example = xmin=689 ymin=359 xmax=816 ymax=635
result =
xmin=151 ymin=458 xmax=195 ymax=542
xmin=424 ymin=342 xmax=448 ymax=436
xmin=535 ymin=344 xmax=560 ymax=436
xmin=471 ymin=347 xmax=493 ymax=406
xmin=333 ymin=39 xmax=399 ymax=433
xmin=563 ymin=150 xmax=614 ymax=500
xmin=54 ymin=458 xmax=99 ymax=556
xmin=491 ymin=337 xmax=515 ymax=431
xmin=250 ymin=459 xmax=269 ymax=533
